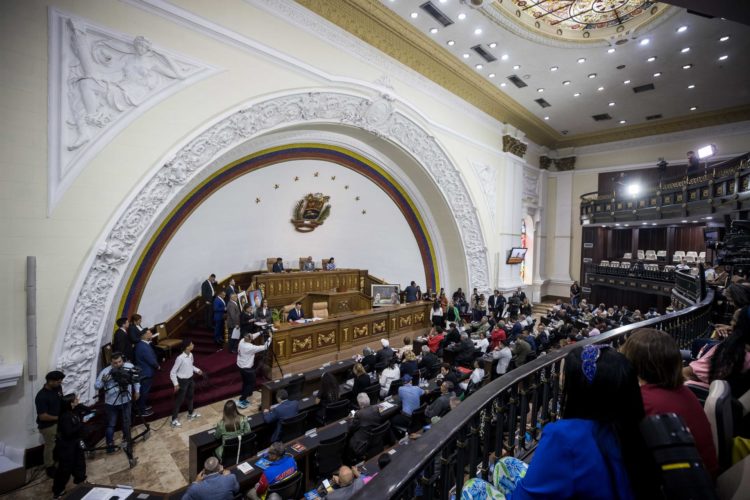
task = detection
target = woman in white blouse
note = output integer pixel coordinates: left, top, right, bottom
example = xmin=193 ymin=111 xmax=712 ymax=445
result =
xmin=379 ymin=358 xmax=401 ymax=398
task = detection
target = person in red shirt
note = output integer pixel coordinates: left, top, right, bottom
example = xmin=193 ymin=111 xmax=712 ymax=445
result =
xmin=427 ymin=326 xmax=445 ymax=353
xmin=490 ymin=323 xmax=507 ymax=350
xmin=621 ymin=328 xmax=718 ymax=477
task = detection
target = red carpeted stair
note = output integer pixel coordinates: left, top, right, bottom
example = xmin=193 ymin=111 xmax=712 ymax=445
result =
xmin=145 ymin=326 xmax=265 ymax=420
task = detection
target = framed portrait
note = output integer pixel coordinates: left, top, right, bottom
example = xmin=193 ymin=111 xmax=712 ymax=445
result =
xmin=248 ymin=289 xmax=263 ymax=308
xmin=237 ymin=291 xmax=248 ymax=310
xmin=372 ymin=284 xmax=400 ymax=307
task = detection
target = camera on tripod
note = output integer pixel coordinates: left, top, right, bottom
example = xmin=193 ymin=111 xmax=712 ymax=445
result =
xmin=110 ymin=365 xmax=141 ymax=389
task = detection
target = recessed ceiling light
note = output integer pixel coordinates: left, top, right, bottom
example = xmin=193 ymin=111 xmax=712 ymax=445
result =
xmin=706 ymin=216 xmax=713 ymax=220
xmin=474 ymin=28 xmax=483 ymax=35
xmin=577 ymin=58 xmax=586 ymax=63
xmin=550 ymin=66 xmax=558 ymax=72
xmin=681 ymin=220 xmax=688 ymax=223
xmin=607 ymin=48 xmax=616 ymax=54
xmin=562 ymin=80 xmax=571 ymax=85
xmin=642 ymin=222 xmax=648 ymax=225
xmin=677 ymin=25 xmax=688 ymax=33
xmin=537 ymin=88 xmax=544 ymax=92
xmin=683 ymin=64 xmax=693 ymax=69
xmin=623 ymin=79 xmax=631 ymax=84
xmin=500 ymin=82 xmax=507 ymax=87
xmin=690 ymin=106 xmax=697 ymax=111
xmin=501 ymin=54 xmax=509 ymax=61
xmin=719 ymin=35 xmax=730 ymax=42
xmin=544 ymin=116 xmax=550 ymax=121
xmin=513 ymin=64 xmax=521 ymax=70
xmin=647 ymin=56 xmax=657 ymax=62
xmin=430 ymin=28 xmax=438 ymax=34
xmin=489 ymin=73 xmax=496 ymax=78
xmin=410 ymin=12 xmax=418 ymax=19
xmin=608 ymin=102 xmax=615 ymax=106
xmin=447 ymin=40 xmax=455 ymax=46
xmin=640 ymin=38 xmax=650 ymax=46
xmin=597 ymin=86 xmax=604 ymax=91
xmin=489 ymin=42 xmax=497 ymax=48
xmin=462 ymin=53 xmax=470 ymax=59
xmin=653 ymin=72 xmax=662 ymax=77
xmin=624 ymin=224 xmax=630 ymax=227
xmin=681 ymin=47 xmax=690 ymax=53
xmin=687 ymin=84 xmax=695 ymax=89
xmin=588 ymin=73 xmax=597 ymax=79
xmin=458 ymin=12 xmax=466 ymax=20
xmin=439 ymin=0 xmax=447 ymax=3
xmin=619 ymin=120 xmax=627 ymax=124
xmin=652 ymin=223 xmax=657 ymax=226
xmin=573 ymin=92 xmax=581 ymax=97
xmin=475 ymin=64 xmax=483 ymax=69
xmin=719 ymin=55 xmax=728 ymax=61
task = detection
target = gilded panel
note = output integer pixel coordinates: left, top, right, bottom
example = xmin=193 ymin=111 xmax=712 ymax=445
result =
xmin=317 ymin=330 xmax=337 ymax=347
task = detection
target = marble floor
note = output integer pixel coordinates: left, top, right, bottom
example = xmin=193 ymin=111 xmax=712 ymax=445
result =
xmin=6 ymin=392 xmax=263 ymax=499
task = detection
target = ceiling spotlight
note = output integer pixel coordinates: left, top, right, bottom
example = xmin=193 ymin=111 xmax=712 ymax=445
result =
xmin=537 ymin=88 xmax=544 ymax=93
xmin=687 ymin=84 xmax=695 ymax=89
xmin=640 ymin=38 xmax=650 ymax=46
xmin=597 ymin=86 xmax=604 ymax=91
xmin=719 ymin=35 xmax=730 ymax=42
xmin=623 ymin=79 xmax=631 ymax=84
xmin=681 ymin=220 xmax=688 ymax=223
xmin=430 ymin=28 xmax=438 ymax=34
xmin=681 ymin=47 xmax=690 ymax=53
xmin=447 ymin=40 xmax=455 ymax=46
xmin=683 ymin=64 xmax=693 ymax=69
xmin=500 ymin=82 xmax=507 ymax=87
xmin=462 ymin=53 xmax=470 ymax=59
xmin=489 ymin=42 xmax=497 ymax=48
xmin=607 ymin=48 xmax=616 ymax=53
xmin=652 ymin=223 xmax=657 ymax=226
xmin=719 ymin=55 xmax=728 ymax=61
xmin=501 ymin=54 xmax=509 ymax=61
xmin=577 ymin=58 xmax=586 ymax=63
xmin=513 ymin=64 xmax=521 ymax=70
xmin=410 ymin=12 xmax=418 ymax=19
xmin=698 ymin=144 xmax=716 ymax=159
xmin=653 ymin=72 xmax=662 ymax=77
xmin=544 ymin=116 xmax=550 ymax=121
xmin=608 ymin=102 xmax=615 ymax=106
xmin=619 ymin=120 xmax=627 ymax=124
xmin=647 ymin=56 xmax=657 ymax=62
xmin=475 ymin=64 xmax=483 ymax=69
xmin=474 ymin=28 xmax=483 ymax=35
xmin=550 ymin=66 xmax=559 ymax=72
xmin=690 ymin=106 xmax=697 ymax=111
xmin=677 ymin=25 xmax=688 ymax=33
xmin=574 ymin=92 xmax=581 ymax=97
xmin=626 ymin=183 xmax=641 ymax=196
xmin=458 ymin=12 xmax=466 ymax=20
xmin=489 ymin=73 xmax=496 ymax=78
xmin=588 ymin=73 xmax=597 ymax=79
xmin=562 ymin=80 xmax=571 ymax=85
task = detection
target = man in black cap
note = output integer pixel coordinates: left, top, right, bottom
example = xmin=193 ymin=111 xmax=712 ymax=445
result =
xmin=35 ymin=370 xmax=65 ymax=477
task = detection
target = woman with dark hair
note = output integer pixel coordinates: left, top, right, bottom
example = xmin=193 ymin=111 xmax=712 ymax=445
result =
xmin=462 ymin=345 xmax=656 ymax=499
xmin=622 ymin=328 xmax=717 ymax=476
xmin=315 ymin=371 xmax=341 ymax=424
xmin=351 ymin=363 xmax=372 ymax=397
xmin=214 ymin=400 xmax=250 ymax=459
xmin=52 ymin=394 xmax=86 ymax=499
xmin=430 ymin=301 xmax=445 ymax=328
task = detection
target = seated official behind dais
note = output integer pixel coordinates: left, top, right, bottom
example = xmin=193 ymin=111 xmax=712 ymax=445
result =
xmin=287 ymin=302 xmax=304 ymax=322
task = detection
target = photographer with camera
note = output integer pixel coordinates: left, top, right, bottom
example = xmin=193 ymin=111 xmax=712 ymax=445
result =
xmin=95 ymin=352 xmax=140 ymax=454
xmin=237 ymin=330 xmax=272 ymax=409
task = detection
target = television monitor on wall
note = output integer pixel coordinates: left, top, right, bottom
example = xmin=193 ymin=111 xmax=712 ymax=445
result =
xmin=507 ymin=247 xmax=528 ymax=265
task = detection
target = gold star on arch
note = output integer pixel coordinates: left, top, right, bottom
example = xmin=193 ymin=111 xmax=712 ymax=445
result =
xmin=355 ymin=196 xmax=360 ymax=201
xmin=294 ymin=176 xmax=299 ymax=181
xmin=273 ymin=184 xmax=279 ymax=189
xmin=331 ymin=175 xmax=336 ymax=180
xmin=362 ymin=210 xmax=367 ymax=215
xmin=313 ymin=172 xmax=319 ymax=177
xmin=255 ymin=197 xmax=261 ymax=204
xmin=344 ymin=185 xmax=349 ymax=190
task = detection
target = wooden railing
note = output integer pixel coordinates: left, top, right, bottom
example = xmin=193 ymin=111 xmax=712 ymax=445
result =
xmin=354 ymin=281 xmax=715 ymax=499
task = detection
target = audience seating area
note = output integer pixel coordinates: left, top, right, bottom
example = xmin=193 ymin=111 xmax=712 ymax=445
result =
xmin=615 ymin=249 xmax=707 ymax=264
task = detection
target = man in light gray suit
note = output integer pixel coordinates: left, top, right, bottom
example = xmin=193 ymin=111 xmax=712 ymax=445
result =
xmin=226 ymin=293 xmax=241 ymax=353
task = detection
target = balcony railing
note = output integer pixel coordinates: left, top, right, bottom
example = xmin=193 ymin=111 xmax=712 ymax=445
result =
xmin=580 ymin=153 xmax=750 ymax=224
xmin=354 ymin=280 xmax=714 ymax=499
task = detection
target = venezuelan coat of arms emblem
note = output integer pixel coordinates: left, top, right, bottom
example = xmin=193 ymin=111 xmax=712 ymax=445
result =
xmin=291 ymin=193 xmax=331 ymax=232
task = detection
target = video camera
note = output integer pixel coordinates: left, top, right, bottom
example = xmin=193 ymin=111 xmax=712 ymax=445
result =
xmin=110 ymin=365 xmax=141 ymax=389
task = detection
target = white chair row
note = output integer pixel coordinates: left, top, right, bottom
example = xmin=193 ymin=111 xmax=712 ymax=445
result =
xmin=673 ymin=251 xmax=707 ymax=263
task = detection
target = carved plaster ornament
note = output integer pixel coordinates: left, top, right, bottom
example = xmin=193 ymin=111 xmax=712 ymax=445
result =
xmin=48 ymin=9 xmax=217 ymax=212
xmin=56 ymin=91 xmax=490 ymax=401
xmin=502 ymin=135 xmax=528 ymax=158
xmin=471 ymin=161 xmax=497 ymax=225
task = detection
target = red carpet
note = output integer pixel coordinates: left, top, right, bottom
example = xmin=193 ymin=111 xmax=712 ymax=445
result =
xmin=146 ymin=326 xmax=265 ymax=420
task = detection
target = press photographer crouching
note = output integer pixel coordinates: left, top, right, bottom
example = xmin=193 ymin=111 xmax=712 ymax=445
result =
xmin=95 ymin=352 xmax=140 ymax=457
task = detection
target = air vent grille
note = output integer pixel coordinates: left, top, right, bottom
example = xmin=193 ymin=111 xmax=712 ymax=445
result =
xmin=534 ymin=98 xmax=551 ymax=108
xmin=633 ymin=83 xmax=655 ymax=93
xmin=646 ymin=114 xmax=663 ymax=120
xmin=471 ymin=44 xmax=497 ymax=62
xmin=592 ymin=113 xmax=612 ymax=121
xmin=420 ymin=2 xmax=453 ymax=26
xmin=507 ymin=75 xmax=527 ymax=88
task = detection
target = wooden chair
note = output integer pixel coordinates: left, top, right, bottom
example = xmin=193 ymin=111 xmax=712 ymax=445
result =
xmin=156 ymin=323 xmax=181 ymax=358
xmin=281 ymin=303 xmax=296 ymax=322
xmin=266 ymin=258 xmax=277 ymax=272
xmin=312 ymin=301 xmax=329 ymax=320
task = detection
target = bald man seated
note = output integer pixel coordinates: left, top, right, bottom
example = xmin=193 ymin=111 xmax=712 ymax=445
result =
xmin=183 ymin=456 xmax=239 ymax=500
xmin=326 ymin=465 xmax=365 ymax=499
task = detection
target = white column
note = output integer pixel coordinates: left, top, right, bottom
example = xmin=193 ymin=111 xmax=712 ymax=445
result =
xmin=496 ymin=157 xmax=524 ymax=292
xmin=548 ymin=171 xmax=574 ymax=296
xmin=531 ymin=169 xmax=548 ymax=302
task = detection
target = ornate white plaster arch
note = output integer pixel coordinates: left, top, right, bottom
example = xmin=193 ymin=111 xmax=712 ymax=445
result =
xmin=53 ymin=89 xmax=490 ymax=400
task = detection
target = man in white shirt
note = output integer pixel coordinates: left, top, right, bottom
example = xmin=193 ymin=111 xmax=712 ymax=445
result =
xmin=492 ymin=339 xmax=512 ymax=377
xmin=473 ymin=334 xmax=489 ymax=353
xmin=170 ymin=339 xmax=203 ymax=427
xmin=676 ymin=258 xmax=691 ymax=271
xmin=237 ymin=331 xmax=272 ymax=409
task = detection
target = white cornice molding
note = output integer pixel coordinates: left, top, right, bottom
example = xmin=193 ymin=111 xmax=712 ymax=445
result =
xmin=47 ymin=7 xmax=220 ymax=215
xmin=52 ymin=89 xmax=491 ymax=402
xmin=120 ymin=0 xmax=532 ymax=158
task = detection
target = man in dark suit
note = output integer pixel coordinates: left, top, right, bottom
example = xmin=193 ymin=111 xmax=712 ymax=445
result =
xmin=272 ymin=258 xmax=284 ymax=273
xmin=201 ymin=274 xmax=216 ymax=328
xmin=254 ymin=299 xmax=273 ymax=324
xmin=127 ymin=313 xmax=144 ymax=345
xmin=404 ymin=281 xmax=418 ymax=303
xmin=262 ymin=389 xmax=300 ymax=442
xmin=213 ymin=291 xmax=227 ymax=345
xmin=224 ymin=278 xmax=238 ymax=300
xmin=134 ymin=328 xmax=159 ymax=417
xmin=287 ymin=302 xmax=304 ymax=322
xmin=112 ymin=317 xmax=133 ymax=361
xmin=418 ymin=345 xmax=439 ymax=374
xmin=454 ymin=332 xmax=477 ymax=368
xmin=348 ymin=392 xmax=383 ymax=457
xmin=375 ymin=338 xmax=394 ymax=365
xmin=360 ymin=346 xmax=376 ymax=373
